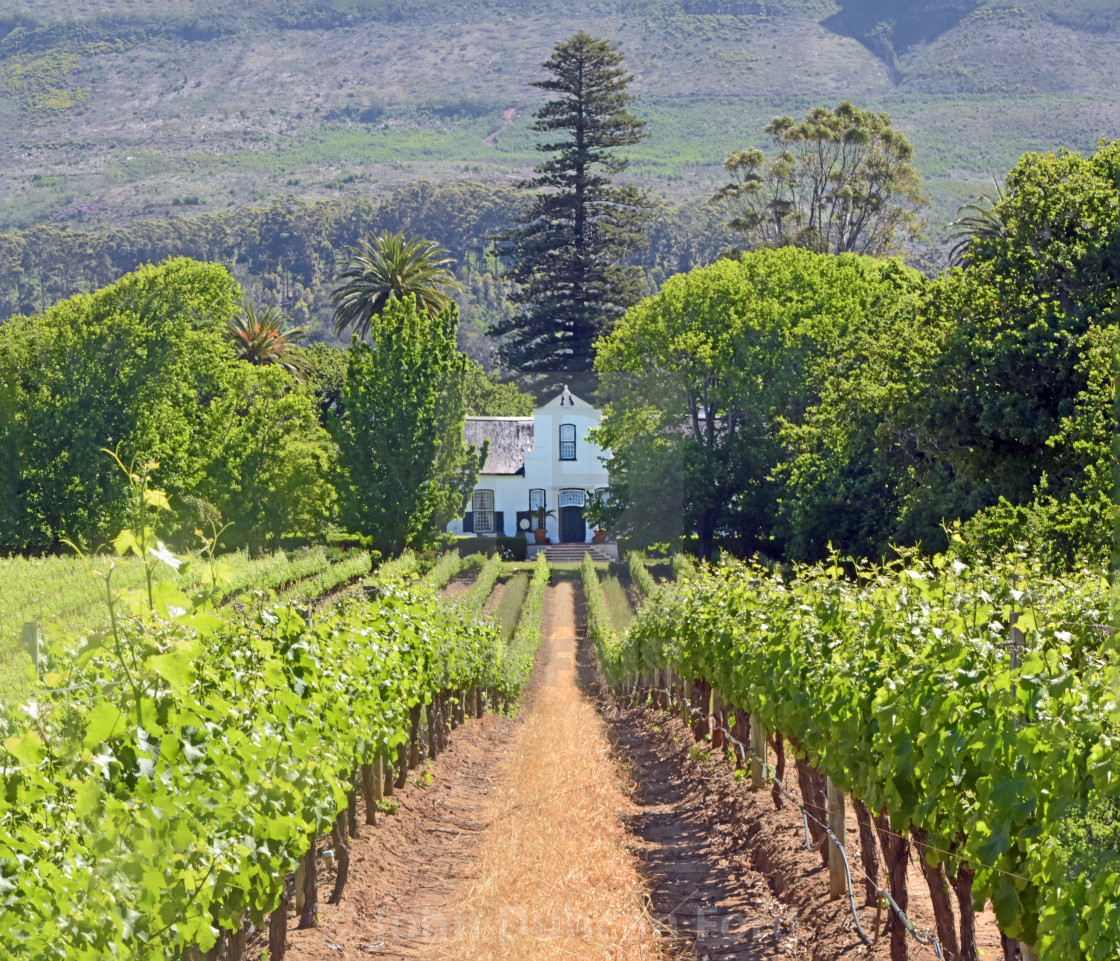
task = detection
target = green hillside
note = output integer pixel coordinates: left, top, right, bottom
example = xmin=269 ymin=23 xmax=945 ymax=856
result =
xmin=2 ymin=0 xmax=1118 ymax=252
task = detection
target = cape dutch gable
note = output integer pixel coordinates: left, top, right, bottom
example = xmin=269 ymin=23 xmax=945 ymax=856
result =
xmin=448 ymin=387 xmax=611 ymax=551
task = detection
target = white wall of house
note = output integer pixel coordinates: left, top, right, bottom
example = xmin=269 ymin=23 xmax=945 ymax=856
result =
xmin=446 ymin=388 xmax=611 ymax=544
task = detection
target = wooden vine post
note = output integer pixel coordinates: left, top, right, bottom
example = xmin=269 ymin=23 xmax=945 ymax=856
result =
xmin=268 ymin=891 xmax=289 ymax=961
xmin=710 ymin=690 xmax=724 ymax=750
xmin=426 ymin=700 xmax=438 ymax=761
xmin=296 ymin=841 xmax=317 ymax=929
xmin=750 ymin=713 xmax=766 ymax=790
xmin=383 ymin=747 xmax=394 ymax=796
xmin=346 ymin=772 xmax=359 ymax=839
xmin=826 ymin=777 xmax=847 ymax=899
xmin=409 ymin=703 xmax=422 ymax=769
xmin=395 ymin=738 xmax=408 ymax=788
xmin=328 ymin=809 xmax=350 ymax=904
xmin=361 ymin=761 xmax=378 ymax=826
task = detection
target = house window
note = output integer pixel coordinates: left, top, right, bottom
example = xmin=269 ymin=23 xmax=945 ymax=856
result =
xmin=529 ymin=489 xmax=546 ymax=511
xmin=559 ymin=423 xmax=576 ymax=461
xmin=559 ymin=489 xmax=585 ymax=508
xmin=472 ymin=490 xmax=495 ymax=534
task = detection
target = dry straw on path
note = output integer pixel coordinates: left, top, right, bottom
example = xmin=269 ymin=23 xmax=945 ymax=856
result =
xmin=429 ymin=579 xmax=674 ymax=961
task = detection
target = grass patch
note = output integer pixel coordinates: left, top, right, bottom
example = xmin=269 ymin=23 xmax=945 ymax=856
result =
xmin=600 ymin=574 xmax=635 ymax=635
xmin=493 ymin=573 xmax=529 ymax=644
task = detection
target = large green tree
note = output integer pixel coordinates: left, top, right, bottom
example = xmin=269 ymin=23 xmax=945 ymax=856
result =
xmin=495 ymin=31 xmax=652 ymax=382
xmin=197 ymin=364 xmax=337 ymax=552
xmin=0 ymin=258 xmax=240 ymax=553
xmin=908 ymin=142 xmax=1120 ymax=570
xmin=716 ymin=101 xmax=927 ymax=256
xmin=331 ymin=297 xmax=485 ymax=554
xmin=594 ymin=247 xmax=925 ymax=560
xmin=916 ymin=141 xmax=1120 ymax=508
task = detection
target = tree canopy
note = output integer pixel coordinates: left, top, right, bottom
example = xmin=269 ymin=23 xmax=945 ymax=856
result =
xmin=330 ymin=230 xmax=459 ymax=341
xmin=0 ymin=258 xmax=240 ymax=552
xmin=716 ymin=101 xmax=927 ymax=256
xmin=330 ymin=296 xmax=484 ymax=554
xmin=226 ymin=299 xmax=308 ymax=377
xmin=495 ymin=31 xmax=652 ymax=385
xmin=594 ymin=246 xmax=926 ymax=560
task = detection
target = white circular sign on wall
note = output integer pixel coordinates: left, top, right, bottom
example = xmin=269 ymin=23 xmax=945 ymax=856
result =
xmin=519 ymin=518 xmax=531 ymax=530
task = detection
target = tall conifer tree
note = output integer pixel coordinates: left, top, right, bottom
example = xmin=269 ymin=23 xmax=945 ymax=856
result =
xmin=495 ymin=32 xmax=651 ymax=384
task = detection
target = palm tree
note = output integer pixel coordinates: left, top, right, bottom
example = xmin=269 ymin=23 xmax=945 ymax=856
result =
xmin=226 ymin=300 xmax=308 ymax=378
xmin=330 ymin=230 xmax=459 ymax=341
xmin=946 ymin=180 xmax=1009 ymax=267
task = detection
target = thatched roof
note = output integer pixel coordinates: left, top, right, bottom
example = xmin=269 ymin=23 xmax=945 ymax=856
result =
xmin=464 ymin=417 xmax=534 ymax=475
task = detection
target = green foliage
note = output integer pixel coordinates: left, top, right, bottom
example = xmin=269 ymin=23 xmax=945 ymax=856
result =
xmin=0 ymin=258 xmax=240 ymax=553
xmin=620 ymin=549 xmax=1119 ymax=958
xmin=493 ymin=573 xmax=530 ymax=643
xmin=594 ymin=246 xmax=925 ymax=560
xmin=959 ymin=323 xmax=1117 ymax=571
xmin=496 ymin=31 xmax=652 ymax=382
xmin=295 ymin=342 xmax=349 ymax=425
xmin=225 ymin=300 xmax=308 ymax=376
xmin=331 ymin=297 xmax=483 ymax=553
xmin=0 ymin=553 xmax=516 ymax=959
xmin=462 ymin=359 xmax=535 ymax=416
xmin=196 ymin=364 xmax=337 ymax=551
xmin=373 ymin=548 xmax=422 ymax=587
xmin=457 ymin=552 xmax=501 ymax=617
xmin=502 ymin=553 xmax=549 ymax=693
xmin=916 ymin=141 xmax=1120 ymax=509
xmin=454 ymin=535 xmax=527 ymax=561
xmin=716 ymin=101 xmax=928 ymax=255
xmin=580 ymin=553 xmax=621 ymax=679
xmin=419 ymin=550 xmax=463 ymax=591
xmin=330 ymin=230 xmax=459 ymax=341
xmin=600 ymin=573 xmax=635 ymax=634
xmin=627 ymin=551 xmax=658 ymax=598
xmin=670 ymin=552 xmax=696 ymax=581
xmin=280 ymin=548 xmax=371 ymax=602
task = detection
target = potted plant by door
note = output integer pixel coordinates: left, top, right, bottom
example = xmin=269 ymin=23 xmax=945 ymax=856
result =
xmin=532 ymin=505 xmax=555 ymax=544
xmin=583 ymin=489 xmax=610 ymax=544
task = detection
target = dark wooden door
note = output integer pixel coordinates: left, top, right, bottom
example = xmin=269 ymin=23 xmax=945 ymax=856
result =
xmin=560 ymin=506 xmax=586 ymax=543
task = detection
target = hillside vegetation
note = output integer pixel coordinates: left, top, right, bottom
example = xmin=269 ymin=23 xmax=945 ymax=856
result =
xmin=2 ymin=0 xmax=1118 ymax=247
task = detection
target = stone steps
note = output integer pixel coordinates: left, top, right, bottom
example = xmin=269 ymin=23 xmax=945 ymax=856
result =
xmin=543 ymin=544 xmax=613 ymax=563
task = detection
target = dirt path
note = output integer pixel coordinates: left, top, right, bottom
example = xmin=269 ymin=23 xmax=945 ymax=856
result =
xmin=441 ymin=574 xmax=475 ymax=599
xmin=482 ymin=579 xmax=504 ymax=614
xmin=420 ymin=579 xmax=669 ymax=960
xmin=247 ymin=712 xmax=518 ymax=961
xmin=482 ymin=106 xmax=519 ymax=148
xmin=253 ymin=582 xmax=948 ymax=961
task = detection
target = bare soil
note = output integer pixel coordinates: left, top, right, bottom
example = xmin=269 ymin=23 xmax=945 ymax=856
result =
xmin=441 ymin=574 xmax=475 ymax=599
xmin=599 ymin=698 xmax=1005 ymax=961
xmin=244 ymin=713 xmax=519 ymax=960
xmin=481 ymin=579 xmax=504 ymax=614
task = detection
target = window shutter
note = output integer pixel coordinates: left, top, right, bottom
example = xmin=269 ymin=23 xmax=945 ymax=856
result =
xmin=463 ymin=512 xmax=474 ymax=533
xmin=494 ymin=511 xmax=505 ymax=535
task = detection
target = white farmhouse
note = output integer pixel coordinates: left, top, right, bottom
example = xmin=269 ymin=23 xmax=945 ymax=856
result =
xmin=446 ymin=386 xmax=612 ymax=554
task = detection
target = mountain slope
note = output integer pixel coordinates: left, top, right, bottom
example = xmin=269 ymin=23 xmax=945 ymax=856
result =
xmin=2 ymin=0 xmax=1117 ymax=248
